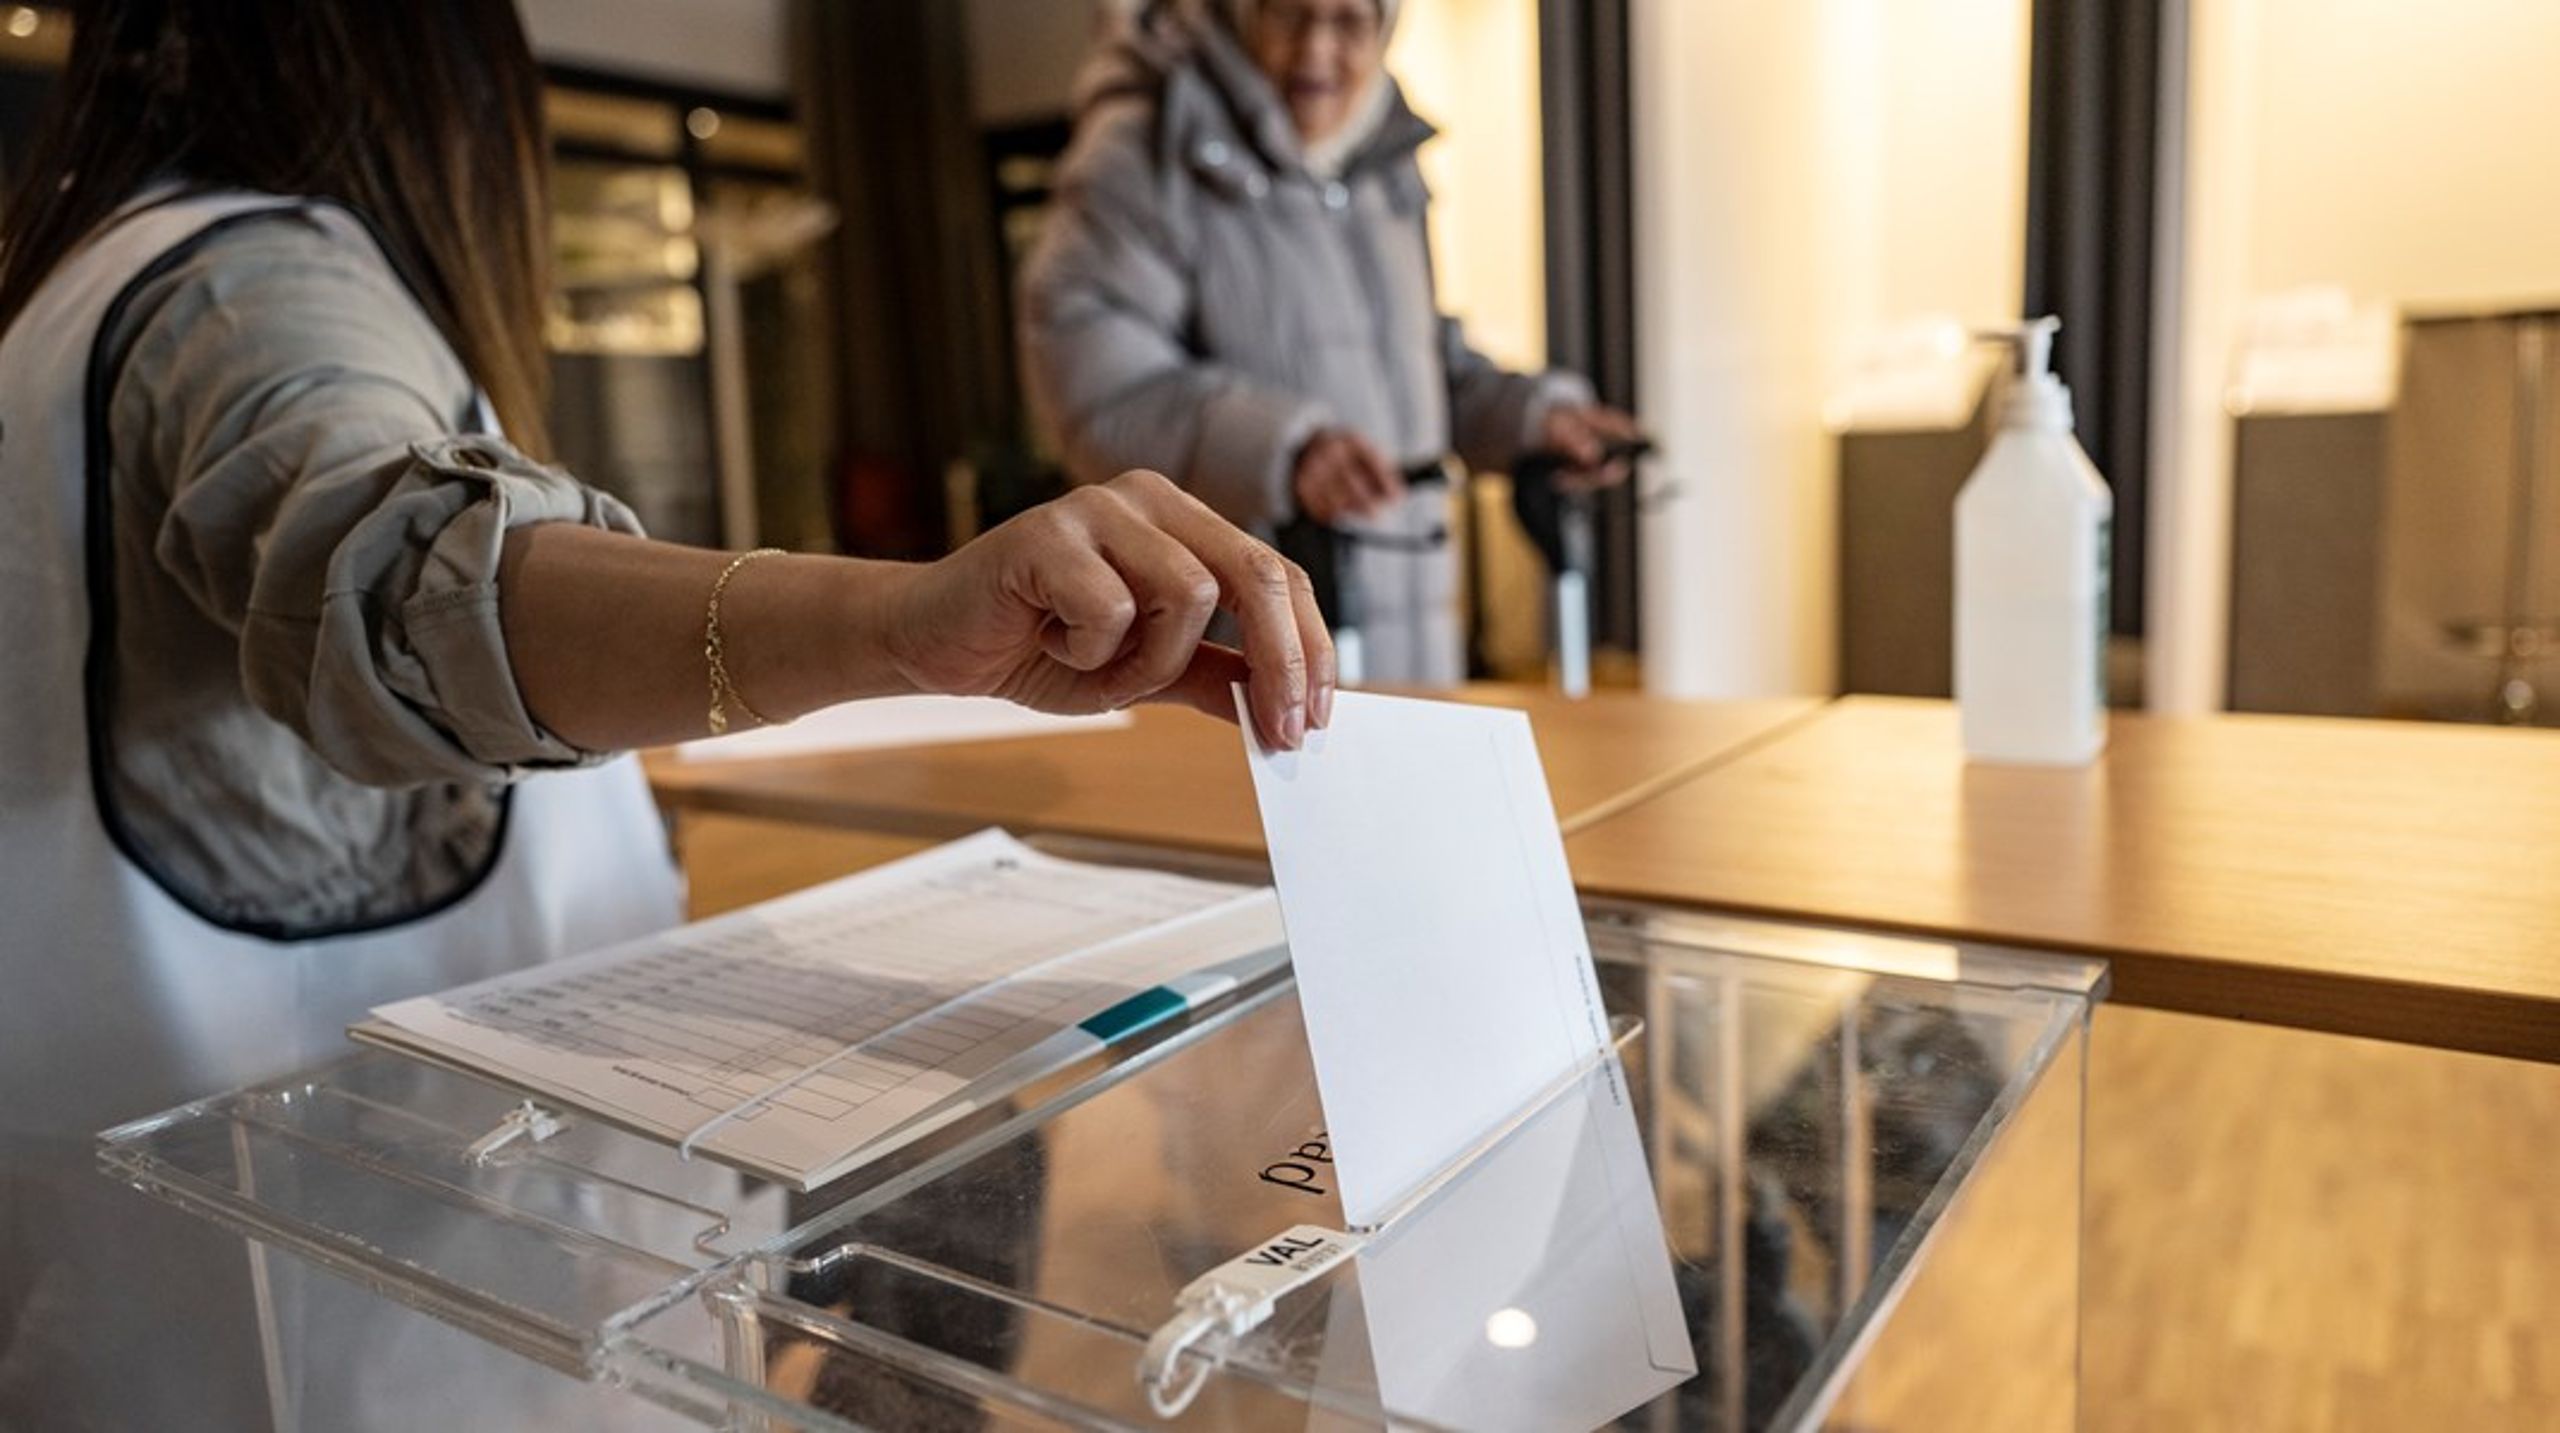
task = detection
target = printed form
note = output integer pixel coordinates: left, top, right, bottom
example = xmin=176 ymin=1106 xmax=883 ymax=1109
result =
xmin=359 ymin=831 xmax=1282 ymax=1189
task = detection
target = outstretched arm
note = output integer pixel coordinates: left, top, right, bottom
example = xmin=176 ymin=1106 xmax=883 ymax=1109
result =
xmin=499 ymin=471 xmax=1335 ymax=755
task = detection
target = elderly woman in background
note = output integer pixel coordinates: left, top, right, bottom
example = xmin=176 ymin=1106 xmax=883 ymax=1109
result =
xmin=1021 ymin=0 xmax=1640 ymax=685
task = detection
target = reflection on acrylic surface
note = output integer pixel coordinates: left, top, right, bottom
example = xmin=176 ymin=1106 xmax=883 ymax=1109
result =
xmin=1317 ymin=1049 xmax=1696 ymax=1431
xmin=97 ymin=947 xmax=2070 ymax=1430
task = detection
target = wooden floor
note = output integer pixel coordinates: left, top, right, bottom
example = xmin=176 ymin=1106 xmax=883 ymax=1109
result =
xmin=2084 ymin=1004 xmax=2560 ymax=1432
xmin=676 ymin=813 xmax=2560 ymax=1430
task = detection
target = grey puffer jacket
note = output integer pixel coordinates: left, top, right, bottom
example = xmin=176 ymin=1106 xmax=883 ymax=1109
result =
xmin=1018 ymin=2 xmax=1591 ymax=685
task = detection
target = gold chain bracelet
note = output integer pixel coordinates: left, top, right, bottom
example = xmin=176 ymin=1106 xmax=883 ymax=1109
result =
xmin=705 ymin=547 xmax=785 ymax=735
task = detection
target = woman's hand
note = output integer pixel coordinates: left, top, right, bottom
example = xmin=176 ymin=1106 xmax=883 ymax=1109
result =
xmin=1536 ymin=403 xmax=1646 ymax=492
xmin=1292 ymin=427 xmax=1405 ymax=525
xmin=876 ymin=471 xmax=1335 ymax=749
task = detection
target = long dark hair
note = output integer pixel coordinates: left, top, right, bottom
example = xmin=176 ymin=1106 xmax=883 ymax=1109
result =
xmin=0 ymin=0 xmax=556 ymax=451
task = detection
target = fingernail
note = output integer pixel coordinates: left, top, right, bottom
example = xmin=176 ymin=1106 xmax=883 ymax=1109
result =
xmin=1282 ymin=706 xmax=1306 ymax=748
xmin=1314 ymin=682 xmax=1335 ymax=729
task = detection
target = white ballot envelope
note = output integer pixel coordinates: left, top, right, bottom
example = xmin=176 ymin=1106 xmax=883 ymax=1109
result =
xmin=1236 ymin=689 xmax=1613 ymax=1230
xmin=1314 ymin=1049 xmax=1697 ymax=1429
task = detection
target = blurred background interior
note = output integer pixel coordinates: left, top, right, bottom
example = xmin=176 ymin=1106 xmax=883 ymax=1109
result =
xmin=7 ymin=0 xmax=2557 ymax=721
xmin=7 ymin=7 xmax=2558 ymax=1431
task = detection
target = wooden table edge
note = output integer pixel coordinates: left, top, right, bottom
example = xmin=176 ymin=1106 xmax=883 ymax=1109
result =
xmin=646 ymin=772 xmax=1276 ymax=861
xmin=1553 ymin=698 xmax=1837 ymax=835
xmin=1561 ymin=875 xmax=2560 ymax=1065
xmin=645 ymin=693 xmax=1838 ymax=850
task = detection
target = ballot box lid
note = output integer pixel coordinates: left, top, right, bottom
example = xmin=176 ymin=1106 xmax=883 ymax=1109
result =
xmin=101 ymin=875 xmax=2102 ymax=1431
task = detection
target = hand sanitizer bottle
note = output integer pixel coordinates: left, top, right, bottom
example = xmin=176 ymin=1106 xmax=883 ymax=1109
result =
xmin=1956 ymin=317 xmax=2112 ymax=764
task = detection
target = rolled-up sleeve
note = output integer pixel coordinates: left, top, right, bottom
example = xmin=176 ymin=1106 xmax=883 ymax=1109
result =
xmin=302 ymin=433 xmax=642 ymax=779
xmin=108 ymin=211 xmax=639 ymax=788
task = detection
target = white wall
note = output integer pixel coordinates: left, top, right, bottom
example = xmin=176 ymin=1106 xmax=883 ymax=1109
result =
xmin=1631 ymin=0 xmax=2031 ymax=698
xmin=519 ymin=0 xmax=790 ymax=98
xmin=1391 ymin=0 xmax=1548 ymax=370
xmin=2247 ymin=0 xmax=2560 ymax=311
xmin=2150 ymin=0 xmax=2560 ymax=713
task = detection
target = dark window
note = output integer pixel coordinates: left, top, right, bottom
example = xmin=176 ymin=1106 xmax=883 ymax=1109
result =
xmin=2023 ymin=0 xmax=2164 ymax=637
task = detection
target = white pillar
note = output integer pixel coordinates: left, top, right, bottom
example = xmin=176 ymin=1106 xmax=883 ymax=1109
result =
xmin=2146 ymin=0 xmax=2259 ymax=714
xmin=1630 ymin=0 xmax=1835 ymax=699
xmin=1630 ymin=0 xmax=2029 ymax=700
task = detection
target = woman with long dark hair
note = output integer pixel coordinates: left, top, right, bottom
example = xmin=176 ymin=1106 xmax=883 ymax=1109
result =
xmin=0 ymin=2 xmax=1330 ymax=1426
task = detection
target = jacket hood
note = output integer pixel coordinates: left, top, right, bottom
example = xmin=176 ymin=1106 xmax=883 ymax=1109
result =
xmin=1072 ymin=0 xmax=1434 ymax=181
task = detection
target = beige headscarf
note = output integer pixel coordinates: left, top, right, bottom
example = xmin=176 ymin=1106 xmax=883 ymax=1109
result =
xmin=1217 ymin=0 xmax=1404 ymax=179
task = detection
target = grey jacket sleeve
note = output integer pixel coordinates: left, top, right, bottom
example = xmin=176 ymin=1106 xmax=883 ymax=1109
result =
xmin=109 ymin=214 xmax=642 ymax=787
xmin=1018 ymin=105 xmax=1329 ymax=529
xmin=1440 ymin=314 xmax=1595 ymax=476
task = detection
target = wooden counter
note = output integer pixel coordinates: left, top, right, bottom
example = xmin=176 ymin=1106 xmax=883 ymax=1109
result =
xmin=649 ymin=686 xmax=1822 ymax=860
xmin=1563 ymin=696 xmax=2560 ymax=1063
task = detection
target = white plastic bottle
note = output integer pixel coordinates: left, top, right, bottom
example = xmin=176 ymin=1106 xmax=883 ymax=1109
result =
xmin=1955 ymin=317 xmax=2113 ymax=764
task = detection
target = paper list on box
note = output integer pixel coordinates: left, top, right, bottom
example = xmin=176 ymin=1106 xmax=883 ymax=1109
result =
xmin=365 ymin=830 xmax=1278 ymax=1188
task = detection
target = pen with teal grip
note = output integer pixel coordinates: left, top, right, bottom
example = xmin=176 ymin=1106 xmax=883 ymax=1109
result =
xmin=1072 ymin=950 xmax=1275 ymax=1046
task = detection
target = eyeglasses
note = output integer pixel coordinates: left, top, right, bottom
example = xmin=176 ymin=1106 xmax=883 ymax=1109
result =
xmin=1256 ymin=1 xmax=1383 ymax=49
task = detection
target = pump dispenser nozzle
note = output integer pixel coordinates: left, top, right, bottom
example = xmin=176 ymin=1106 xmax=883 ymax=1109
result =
xmin=1973 ymin=316 xmax=2073 ymax=430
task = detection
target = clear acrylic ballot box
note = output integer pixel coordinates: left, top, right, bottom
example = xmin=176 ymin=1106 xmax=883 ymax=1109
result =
xmin=100 ymin=840 xmax=2104 ymax=1431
